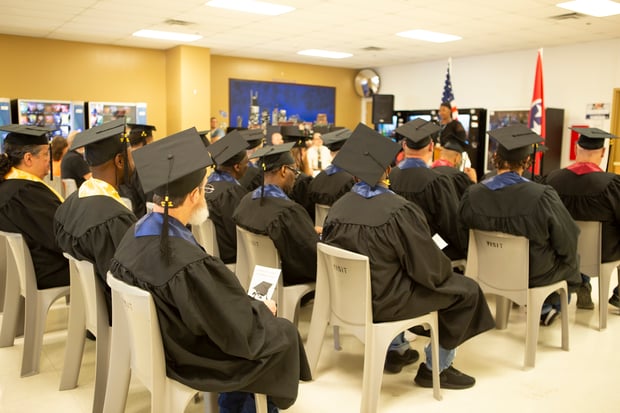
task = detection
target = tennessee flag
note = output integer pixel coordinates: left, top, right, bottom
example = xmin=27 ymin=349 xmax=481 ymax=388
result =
xmin=442 ymin=59 xmax=459 ymax=120
xmin=528 ymin=49 xmax=545 ymax=175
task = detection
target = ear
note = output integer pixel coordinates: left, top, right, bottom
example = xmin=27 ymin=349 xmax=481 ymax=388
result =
xmin=114 ymin=153 xmax=124 ymax=169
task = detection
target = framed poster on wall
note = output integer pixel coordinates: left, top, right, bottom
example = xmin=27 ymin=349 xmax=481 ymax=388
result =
xmin=229 ymin=79 xmax=335 ymax=129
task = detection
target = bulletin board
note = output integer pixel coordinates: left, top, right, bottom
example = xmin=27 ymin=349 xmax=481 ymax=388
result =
xmin=229 ymin=79 xmax=335 ymax=128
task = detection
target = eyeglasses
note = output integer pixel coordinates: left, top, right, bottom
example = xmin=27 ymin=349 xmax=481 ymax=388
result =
xmin=285 ymin=165 xmax=301 ymax=177
xmin=202 ymin=183 xmax=215 ymax=194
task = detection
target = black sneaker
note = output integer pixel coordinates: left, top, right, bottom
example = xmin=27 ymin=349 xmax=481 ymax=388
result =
xmin=576 ymin=282 xmax=594 ymax=310
xmin=540 ymin=308 xmax=560 ymax=326
xmin=408 ymin=325 xmax=430 ymax=337
xmin=414 ymin=363 xmax=475 ymax=390
xmin=384 ymin=348 xmax=420 ymax=374
xmin=609 ymin=293 xmax=620 ymax=308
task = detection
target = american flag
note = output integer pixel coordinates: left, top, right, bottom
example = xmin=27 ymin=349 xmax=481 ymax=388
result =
xmin=442 ymin=59 xmax=459 ymax=120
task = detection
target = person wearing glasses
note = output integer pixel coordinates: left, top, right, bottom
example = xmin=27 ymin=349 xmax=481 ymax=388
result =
xmin=54 ymin=119 xmax=137 ymax=323
xmin=233 ymin=143 xmax=320 ymax=286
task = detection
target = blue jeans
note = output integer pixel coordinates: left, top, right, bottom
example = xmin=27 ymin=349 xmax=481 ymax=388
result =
xmin=424 ymin=344 xmax=455 ymax=372
xmin=388 ymin=332 xmax=410 ymax=354
xmin=217 ymin=392 xmax=278 ymax=413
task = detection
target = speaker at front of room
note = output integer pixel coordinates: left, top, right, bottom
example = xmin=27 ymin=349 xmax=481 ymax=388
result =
xmin=372 ymin=94 xmax=394 ymax=124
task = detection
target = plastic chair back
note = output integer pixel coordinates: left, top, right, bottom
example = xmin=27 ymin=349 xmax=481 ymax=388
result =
xmin=314 ymin=203 xmax=330 ymax=227
xmin=62 ymin=179 xmax=78 ymax=196
xmin=192 ymin=218 xmax=220 ymax=257
xmin=575 ymin=221 xmax=602 ymax=277
xmin=235 ymin=226 xmax=280 ymax=290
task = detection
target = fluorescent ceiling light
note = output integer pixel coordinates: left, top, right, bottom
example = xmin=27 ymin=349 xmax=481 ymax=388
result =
xmin=396 ymin=29 xmax=462 ymax=43
xmin=132 ymin=29 xmax=202 ymax=42
xmin=556 ymin=0 xmax=620 ymax=17
xmin=297 ymin=49 xmax=353 ymax=59
xmin=206 ymin=0 xmax=295 ymax=16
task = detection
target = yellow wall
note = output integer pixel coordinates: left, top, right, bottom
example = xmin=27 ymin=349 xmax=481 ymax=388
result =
xmin=1 ymin=34 xmax=361 ymax=136
xmin=0 ymin=34 xmax=168 ymax=135
xmin=210 ymin=55 xmax=361 ymax=130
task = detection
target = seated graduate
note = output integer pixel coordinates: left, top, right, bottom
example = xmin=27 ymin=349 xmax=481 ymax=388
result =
xmin=110 ymin=127 xmax=311 ymax=412
xmin=0 ymin=124 xmax=69 ymax=289
xmin=205 ymin=130 xmax=250 ymax=264
xmin=54 ymin=119 xmax=137 ymax=321
xmin=118 ymin=123 xmax=157 ymax=218
xmin=322 ymin=123 xmax=495 ymax=388
xmin=281 ymin=125 xmax=315 ymax=222
xmin=389 ymin=119 xmax=468 ymax=261
xmin=430 ymin=130 xmax=477 ymax=198
xmin=459 ymin=125 xmax=581 ymax=325
xmin=307 ymin=128 xmax=356 ymax=208
xmin=61 ymin=130 xmax=92 ymax=188
xmin=238 ymin=129 xmax=266 ymax=192
xmin=233 ymin=143 xmax=319 ymax=286
xmin=544 ymin=127 xmax=620 ymax=309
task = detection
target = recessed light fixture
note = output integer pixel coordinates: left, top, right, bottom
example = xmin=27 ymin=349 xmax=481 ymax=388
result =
xmin=556 ymin=0 xmax=620 ymax=17
xmin=132 ymin=29 xmax=203 ymax=42
xmin=396 ymin=29 xmax=462 ymax=43
xmin=297 ymin=49 xmax=353 ymax=59
xmin=206 ymin=0 xmax=295 ymax=16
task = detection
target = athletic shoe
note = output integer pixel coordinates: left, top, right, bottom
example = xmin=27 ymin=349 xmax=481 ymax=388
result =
xmin=384 ymin=348 xmax=419 ymax=374
xmin=414 ymin=363 xmax=475 ymax=389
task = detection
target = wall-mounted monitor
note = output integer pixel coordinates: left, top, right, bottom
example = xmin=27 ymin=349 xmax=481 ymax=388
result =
xmin=12 ymin=99 xmax=85 ymax=138
xmin=376 ymin=115 xmax=398 ymax=139
xmin=86 ymin=101 xmax=147 ymax=128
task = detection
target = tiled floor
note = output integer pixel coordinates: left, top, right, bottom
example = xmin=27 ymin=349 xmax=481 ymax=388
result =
xmin=1 ymin=279 xmax=620 ymax=412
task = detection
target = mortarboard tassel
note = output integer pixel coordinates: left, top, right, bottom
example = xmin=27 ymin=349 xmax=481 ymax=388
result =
xmin=160 ymin=154 xmax=174 ymax=264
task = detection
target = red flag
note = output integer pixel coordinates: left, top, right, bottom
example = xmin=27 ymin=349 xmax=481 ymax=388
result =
xmin=528 ymin=49 xmax=545 ymax=175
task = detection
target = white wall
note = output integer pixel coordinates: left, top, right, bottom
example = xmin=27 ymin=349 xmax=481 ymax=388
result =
xmin=378 ymin=38 xmax=620 ymax=167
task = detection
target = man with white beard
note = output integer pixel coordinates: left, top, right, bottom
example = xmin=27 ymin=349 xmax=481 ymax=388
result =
xmin=109 ymin=127 xmax=311 ymax=413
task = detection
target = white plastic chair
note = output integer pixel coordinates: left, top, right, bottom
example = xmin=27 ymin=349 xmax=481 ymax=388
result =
xmin=120 ymin=197 xmax=133 ymax=211
xmin=103 ymin=273 xmax=268 ymax=413
xmin=0 ymin=231 xmax=70 ymax=376
xmin=306 ymin=243 xmax=441 ymax=412
xmin=44 ymin=176 xmax=64 ymax=197
xmin=192 ymin=218 xmax=236 ymax=273
xmin=314 ymin=203 xmax=330 ymax=227
xmin=465 ymin=229 xmax=569 ymax=368
xmin=62 ymin=178 xmax=78 ymax=197
xmin=236 ymin=226 xmax=315 ymax=324
xmin=0 ymin=234 xmax=6 ymax=312
xmin=59 ymin=253 xmax=110 ymax=413
xmin=575 ymin=220 xmax=620 ymax=330
xmin=146 ymin=202 xmax=156 ymax=214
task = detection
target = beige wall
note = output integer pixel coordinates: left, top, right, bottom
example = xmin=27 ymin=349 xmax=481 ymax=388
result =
xmin=1 ymin=35 xmax=361 ymax=137
xmin=210 ymin=55 xmax=361 ymax=130
xmin=0 ymin=34 xmax=168 ymax=135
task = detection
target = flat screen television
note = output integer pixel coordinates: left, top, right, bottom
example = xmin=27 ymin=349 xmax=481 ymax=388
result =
xmin=86 ymin=101 xmax=147 ymax=128
xmin=376 ymin=115 xmax=398 ymax=139
xmin=12 ymin=99 xmax=85 ymax=138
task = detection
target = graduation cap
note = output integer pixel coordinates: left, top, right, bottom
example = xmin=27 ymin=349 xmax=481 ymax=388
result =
xmin=321 ymin=128 xmax=351 ymax=152
xmin=127 ymin=123 xmax=156 ymax=147
xmin=132 ymin=127 xmax=214 ymax=261
xmin=571 ymin=127 xmax=619 ymax=150
xmin=252 ymin=281 xmax=273 ymax=297
xmin=281 ymin=125 xmax=307 ymax=148
xmin=441 ymin=121 xmax=467 ymax=146
xmin=332 ymin=123 xmax=400 ymax=186
xmin=488 ymin=125 xmax=543 ymax=161
xmin=0 ymin=124 xmax=54 ymax=146
xmin=395 ymin=118 xmax=441 ymax=149
xmin=250 ymin=142 xmax=295 ymax=172
xmin=239 ymin=128 xmax=265 ymax=150
xmin=71 ymin=118 xmax=128 ymax=167
xmin=207 ymin=130 xmax=248 ymax=166
xmin=443 ymin=133 xmax=469 ymax=153
xmin=197 ymin=130 xmax=211 ymax=147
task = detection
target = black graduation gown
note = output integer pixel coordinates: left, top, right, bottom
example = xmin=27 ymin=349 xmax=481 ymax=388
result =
xmin=432 ymin=165 xmax=474 ymax=199
xmin=54 ymin=192 xmax=137 ymax=318
xmin=322 ymin=191 xmax=494 ymax=350
xmin=110 ymin=229 xmax=311 ymax=409
xmin=233 ymin=192 xmax=318 ymax=285
xmin=0 ymin=179 xmax=69 ymax=289
xmin=205 ymin=180 xmax=248 ymax=264
xmin=239 ymin=165 xmax=262 ymax=192
xmin=60 ymin=150 xmax=90 ymax=188
xmin=307 ymin=169 xmax=355 ymax=207
xmin=289 ymin=172 xmax=315 ymax=223
xmin=544 ymin=168 xmax=620 ymax=263
xmin=390 ymin=165 xmax=468 ymax=260
xmin=459 ymin=180 xmax=581 ymax=290
xmin=118 ymin=169 xmax=149 ymax=218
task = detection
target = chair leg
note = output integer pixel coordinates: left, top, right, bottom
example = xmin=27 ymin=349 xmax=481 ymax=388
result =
xmin=102 ymin=333 xmax=131 ymax=413
xmin=203 ymin=392 xmax=219 ymax=413
xmin=21 ymin=296 xmax=46 ymax=376
xmin=559 ymin=287 xmax=569 ymax=351
xmin=495 ymin=296 xmax=511 ymax=330
xmin=524 ymin=295 xmax=542 ymax=369
xmin=360 ymin=332 xmax=391 ymax=413
xmin=333 ymin=326 xmax=341 ymax=351
xmin=59 ymin=292 xmax=87 ymax=390
xmin=255 ymin=393 xmax=268 ymax=413
xmin=598 ymin=269 xmax=612 ymax=330
xmin=92 ymin=330 xmax=111 ymax=413
xmin=0 ymin=288 xmax=22 ymax=348
xmin=305 ymin=297 xmax=330 ymax=376
xmin=427 ymin=315 xmax=442 ymax=401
